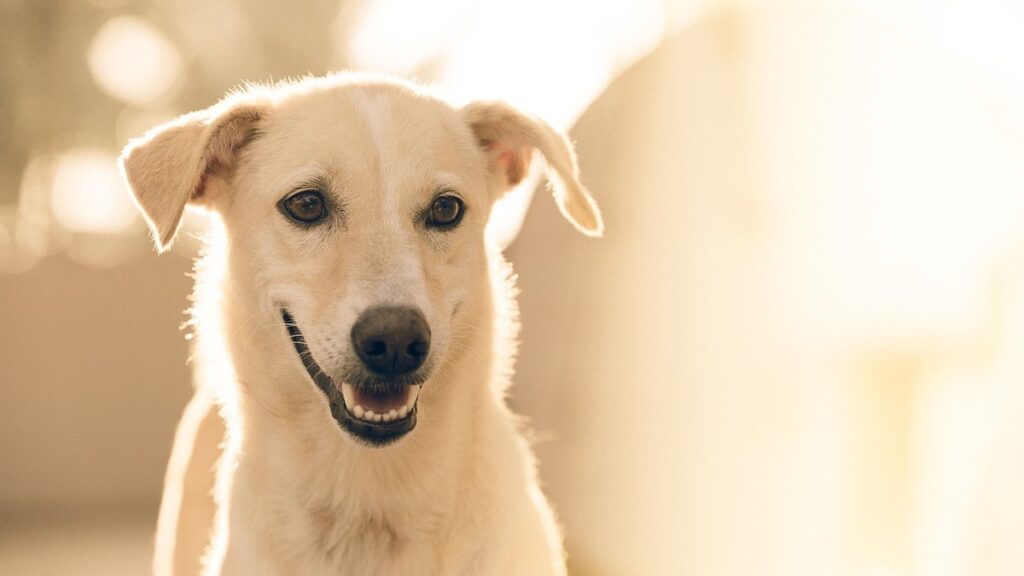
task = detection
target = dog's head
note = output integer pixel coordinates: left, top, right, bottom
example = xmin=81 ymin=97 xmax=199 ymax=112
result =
xmin=119 ymin=75 xmax=601 ymax=446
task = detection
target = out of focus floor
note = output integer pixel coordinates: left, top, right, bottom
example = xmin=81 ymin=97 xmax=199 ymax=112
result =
xmin=0 ymin=508 xmax=154 ymax=576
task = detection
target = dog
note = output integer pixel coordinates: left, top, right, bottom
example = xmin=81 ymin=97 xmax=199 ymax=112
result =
xmin=119 ymin=73 xmax=602 ymax=575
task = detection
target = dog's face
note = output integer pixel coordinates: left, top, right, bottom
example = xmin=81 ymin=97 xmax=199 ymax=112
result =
xmin=120 ymin=76 xmax=602 ymax=446
xmin=225 ymin=86 xmax=492 ymax=444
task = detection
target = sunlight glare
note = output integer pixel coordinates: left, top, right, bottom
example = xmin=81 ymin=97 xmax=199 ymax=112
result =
xmin=87 ymin=16 xmax=182 ymax=105
xmin=50 ymin=149 xmax=138 ymax=235
xmin=343 ymin=0 xmax=466 ymax=74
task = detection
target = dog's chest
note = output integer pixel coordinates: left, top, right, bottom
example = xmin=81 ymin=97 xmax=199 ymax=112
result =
xmin=286 ymin=501 xmax=444 ymax=575
xmin=310 ymin=506 xmax=400 ymax=556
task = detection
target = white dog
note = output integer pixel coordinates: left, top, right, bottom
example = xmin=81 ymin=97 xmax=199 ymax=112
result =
xmin=120 ymin=74 xmax=602 ymax=575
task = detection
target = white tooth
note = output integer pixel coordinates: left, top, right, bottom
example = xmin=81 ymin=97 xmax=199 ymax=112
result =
xmin=352 ymin=405 xmax=364 ymax=419
xmin=341 ymin=383 xmax=356 ymax=409
xmin=405 ymin=385 xmax=421 ymax=410
xmin=388 ymin=409 xmax=398 ymax=420
xmin=373 ymin=413 xmax=382 ymax=423
xmin=364 ymin=410 xmax=376 ymax=421
xmin=398 ymin=406 xmax=408 ymax=419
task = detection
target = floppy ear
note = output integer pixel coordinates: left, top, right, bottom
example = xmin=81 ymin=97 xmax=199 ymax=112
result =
xmin=119 ymin=101 xmax=265 ymax=252
xmin=462 ymin=101 xmax=603 ymax=237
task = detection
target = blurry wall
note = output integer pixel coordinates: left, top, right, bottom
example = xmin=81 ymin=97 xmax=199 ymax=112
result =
xmin=0 ymin=251 xmax=194 ymax=511
xmin=510 ymin=4 xmax=1024 ymax=576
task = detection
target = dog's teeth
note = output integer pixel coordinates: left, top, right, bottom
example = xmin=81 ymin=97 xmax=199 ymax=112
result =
xmin=340 ymin=383 xmax=356 ymax=409
xmin=346 ymin=385 xmax=419 ymax=423
xmin=405 ymin=385 xmax=421 ymax=411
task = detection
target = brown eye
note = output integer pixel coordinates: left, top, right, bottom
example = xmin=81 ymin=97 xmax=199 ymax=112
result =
xmin=427 ymin=195 xmax=464 ymax=229
xmin=281 ymin=190 xmax=327 ymax=224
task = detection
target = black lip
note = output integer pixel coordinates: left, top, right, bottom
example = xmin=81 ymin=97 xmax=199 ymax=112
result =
xmin=281 ymin=309 xmax=417 ymax=446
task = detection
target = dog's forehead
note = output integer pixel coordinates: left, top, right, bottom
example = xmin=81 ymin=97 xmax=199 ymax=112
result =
xmin=278 ymin=84 xmax=455 ymax=136
xmin=252 ymin=83 xmax=480 ymax=190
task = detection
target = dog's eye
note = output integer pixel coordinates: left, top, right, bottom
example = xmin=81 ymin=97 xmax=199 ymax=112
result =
xmin=281 ymin=190 xmax=328 ymax=224
xmin=427 ymin=195 xmax=464 ymax=229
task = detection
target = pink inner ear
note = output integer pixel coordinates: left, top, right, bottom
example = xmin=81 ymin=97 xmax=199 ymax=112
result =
xmin=482 ymin=139 xmax=530 ymax=186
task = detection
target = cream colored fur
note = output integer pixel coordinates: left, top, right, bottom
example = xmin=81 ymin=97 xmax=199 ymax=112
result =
xmin=119 ymin=73 xmax=602 ymax=576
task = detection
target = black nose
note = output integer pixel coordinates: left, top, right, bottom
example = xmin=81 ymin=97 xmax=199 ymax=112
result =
xmin=351 ymin=306 xmax=431 ymax=377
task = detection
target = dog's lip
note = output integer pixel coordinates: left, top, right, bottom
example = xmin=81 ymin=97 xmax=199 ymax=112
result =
xmin=281 ymin=309 xmax=419 ymax=446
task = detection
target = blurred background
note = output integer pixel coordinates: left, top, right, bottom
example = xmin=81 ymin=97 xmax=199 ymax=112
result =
xmin=2 ymin=0 xmax=1024 ymax=574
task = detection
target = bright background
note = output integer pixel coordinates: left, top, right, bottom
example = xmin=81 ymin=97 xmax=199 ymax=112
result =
xmin=2 ymin=1 xmax=1023 ymax=575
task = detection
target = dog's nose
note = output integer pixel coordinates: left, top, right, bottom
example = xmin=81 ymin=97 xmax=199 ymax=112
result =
xmin=351 ymin=306 xmax=431 ymax=377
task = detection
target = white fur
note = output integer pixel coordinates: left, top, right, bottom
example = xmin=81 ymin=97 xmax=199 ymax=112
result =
xmin=119 ymin=73 xmax=602 ymax=576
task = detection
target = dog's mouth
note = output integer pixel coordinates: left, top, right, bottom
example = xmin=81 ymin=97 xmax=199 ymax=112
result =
xmin=281 ymin=309 xmax=420 ymax=446
xmin=338 ymin=382 xmax=419 ymax=423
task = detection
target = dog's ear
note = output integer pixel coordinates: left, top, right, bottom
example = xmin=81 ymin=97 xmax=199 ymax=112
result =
xmin=462 ymin=101 xmax=603 ymax=237
xmin=119 ymin=101 xmax=266 ymax=252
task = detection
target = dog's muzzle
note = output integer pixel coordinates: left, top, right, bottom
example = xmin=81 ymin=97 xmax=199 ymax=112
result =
xmin=282 ymin=309 xmax=428 ymax=446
